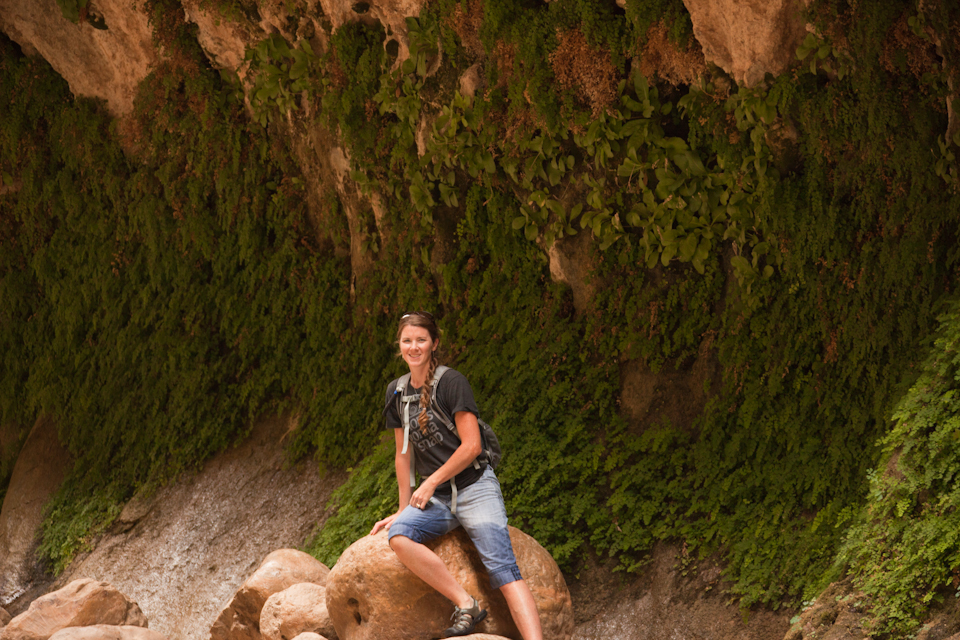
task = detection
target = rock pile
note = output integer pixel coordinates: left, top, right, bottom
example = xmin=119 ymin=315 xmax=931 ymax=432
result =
xmin=0 ymin=579 xmax=151 ymax=640
xmin=1 ymin=527 xmax=569 ymax=640
xmin=209 ymin=549 xmax=331 ymax=640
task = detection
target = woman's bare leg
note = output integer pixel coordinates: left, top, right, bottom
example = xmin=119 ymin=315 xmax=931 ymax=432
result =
xmin=390 ymin=535 xmax=474 ymax=609
xmin=499 ymin=579 xmax=543 ymax=640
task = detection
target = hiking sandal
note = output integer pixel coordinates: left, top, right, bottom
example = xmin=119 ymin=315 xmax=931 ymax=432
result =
xmin=440 ymin=596 xmax=488 ymax=638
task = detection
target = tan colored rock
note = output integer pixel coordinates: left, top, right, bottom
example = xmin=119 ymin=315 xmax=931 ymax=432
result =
xmin=681 ymin=0 xmax=808 ymax=87
xmin=317 ymin=0 xmax=424 ymax=37
xmin=0 ymin=416 xmax=71 ymax=605
xmin=261 ymin=583 xmax=336 ymax=640
xmin=47 ymin=626 xmax=168 ymax=640
xmin=209 ymin=549 xmax=330 ymax=640
xmin=325 ymin=527 xmax=573 ymax=640
xmin=182 ymin=0 xmax=259 ymax=72
xmin=0 ymin=0 xmax=158 ymax=115
xmin=290 ymin=634 xmax=327 ymax=640
xmin=547 ymin=231 xmax=597 ymax=314
xmin=459 ymin=63 xmax=483 ymax=99
xmin=326 ymin=145 xmax=376 ymax=281
xmin=1 ymin=579 xmax=147 ymax=640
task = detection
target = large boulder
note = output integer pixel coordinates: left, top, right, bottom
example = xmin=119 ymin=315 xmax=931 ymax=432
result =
xmin=681 ymin=0 xmax=809 ymax=87
xmin=0 ymin=0 xmax=158 ymax=115
xmin=209 ymin=549 xmax=330 ymax=640
xmin=261 ymin=583 xmax=337 ymax=640
xmin=47 ymin=627 xmax=167 ymax=640
xmin=325 ymin=527 xmax=573 ymax=640
xmin=0 ymin=416 xmax=71 ymax=606
xmin=1 ymin=579 xmax=147 ymax=640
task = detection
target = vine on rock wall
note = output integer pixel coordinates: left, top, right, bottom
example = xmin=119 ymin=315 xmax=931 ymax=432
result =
xmin=1 ymin=0 xmax=960 ymax=630
xmin=838 ymin=300 xmax=960 ymax=636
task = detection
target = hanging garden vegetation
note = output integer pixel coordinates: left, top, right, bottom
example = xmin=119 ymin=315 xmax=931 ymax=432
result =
xmin=1 ymin=0 xmax=959 ymax=634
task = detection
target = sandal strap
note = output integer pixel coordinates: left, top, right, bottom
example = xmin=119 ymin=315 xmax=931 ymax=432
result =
xmin=441 ymin=597 xmax=487 ymax=637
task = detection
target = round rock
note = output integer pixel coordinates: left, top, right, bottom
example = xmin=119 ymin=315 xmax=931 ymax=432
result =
xmin=325 ymin=526 xmax=572 ymax=640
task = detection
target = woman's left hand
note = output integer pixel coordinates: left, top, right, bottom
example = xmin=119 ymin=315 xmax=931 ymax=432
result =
xmin=409 ymin=481 xmax=436 ymax=509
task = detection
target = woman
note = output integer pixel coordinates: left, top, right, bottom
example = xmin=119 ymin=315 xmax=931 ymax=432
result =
xmin=370 ymin=311 xmax=543 ymax=640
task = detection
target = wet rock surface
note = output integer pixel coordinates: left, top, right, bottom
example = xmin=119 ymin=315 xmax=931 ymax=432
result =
xmin=47 ymin=415 xmax=344 ymax=640
xmin=326 ymin=527 xmax=573 ymax=640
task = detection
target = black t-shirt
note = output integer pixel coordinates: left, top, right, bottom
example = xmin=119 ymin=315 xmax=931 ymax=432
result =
xmin=384 ymin=368 xmax=485 ymax=495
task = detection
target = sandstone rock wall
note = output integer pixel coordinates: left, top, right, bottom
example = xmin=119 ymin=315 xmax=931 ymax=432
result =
xmin=48 ymin=415 xmax=344 ymax=640
xmin=681 ymin=0 xmax=809 ymax=87
xmin=0 ymin=416 xmax=71 ymax=608
xmin=0 ymin=0 xmax=157 ymax=115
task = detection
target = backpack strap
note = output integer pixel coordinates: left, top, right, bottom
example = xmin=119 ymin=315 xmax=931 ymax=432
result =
xmin=429 ymin=367 xmax=483 ymax=473
xmin=395 ymin=366 xmax=471 ymax=515
xmin=395 ymin=373 xmax=420 ymax=489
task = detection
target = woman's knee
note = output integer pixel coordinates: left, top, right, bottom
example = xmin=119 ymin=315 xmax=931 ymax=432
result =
xmin=389 ymin=533 xmax=413 ymax=552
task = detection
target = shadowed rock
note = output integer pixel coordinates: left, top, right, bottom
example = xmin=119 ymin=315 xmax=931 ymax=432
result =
xmin=209 ymin=549 xmax=330 ymax=640
xmin=0 ymin=416 xmax=71 ymax=607
xmin=261 ymin=583 xmax=337 ymax=640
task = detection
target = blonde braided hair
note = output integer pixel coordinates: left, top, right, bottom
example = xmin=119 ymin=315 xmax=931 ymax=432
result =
xmin=396 ymin=311 xmax=442 ymax=435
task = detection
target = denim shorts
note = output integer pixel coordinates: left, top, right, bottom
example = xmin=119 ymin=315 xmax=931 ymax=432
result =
xmin=388 ymin=467 xmax=524 ymax=589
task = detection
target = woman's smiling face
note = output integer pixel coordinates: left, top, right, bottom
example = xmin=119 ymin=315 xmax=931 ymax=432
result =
xmin=399 ymin=324 xmax=436 ymax=370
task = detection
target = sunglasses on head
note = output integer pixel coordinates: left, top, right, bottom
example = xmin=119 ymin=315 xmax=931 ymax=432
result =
xmin=401 ymin=311 xmax=434 ymax=321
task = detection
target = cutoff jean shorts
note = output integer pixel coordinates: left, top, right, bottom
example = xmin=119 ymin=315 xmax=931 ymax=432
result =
xmin=388 ymin=467 xmax=524 ymax=589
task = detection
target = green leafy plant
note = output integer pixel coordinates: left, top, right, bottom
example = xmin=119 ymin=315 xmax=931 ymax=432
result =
xmin=837 ymin=300 xmax=960 ymax=635
xmin=246 ymin=34 xmax=319 ymax=125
